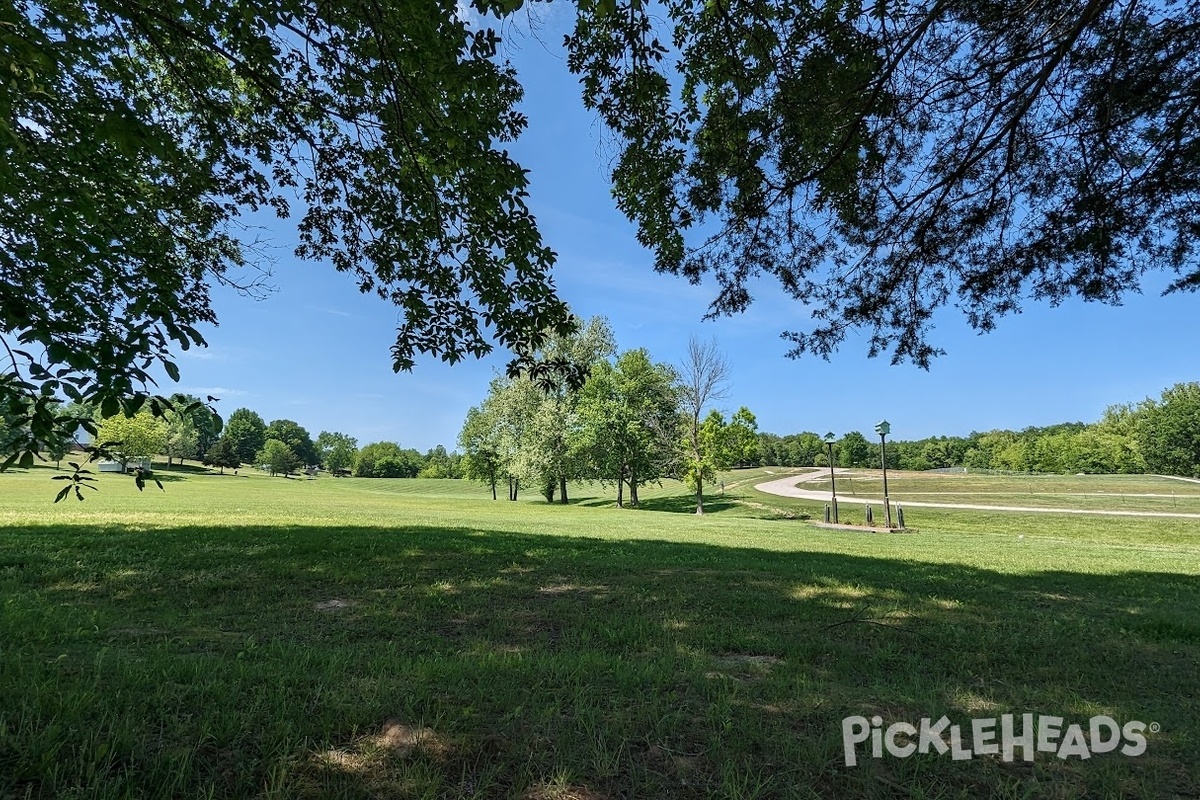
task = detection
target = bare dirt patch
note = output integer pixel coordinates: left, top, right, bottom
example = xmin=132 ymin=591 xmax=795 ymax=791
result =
xmin=313 ymin=599 xmax=354 ymax=612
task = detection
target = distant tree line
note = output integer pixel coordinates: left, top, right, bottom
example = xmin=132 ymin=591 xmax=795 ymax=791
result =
xmin=210 ymin=410 xmax=465 ymax=479
xmin=755 ymin=383 xmax=1200 ymax=478
xmin=2 ymin=392 xmax=466 ymax=480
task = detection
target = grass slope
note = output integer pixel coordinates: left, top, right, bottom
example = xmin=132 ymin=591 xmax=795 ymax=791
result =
xmin=1 ymin=466 xmax=1197 ymax=799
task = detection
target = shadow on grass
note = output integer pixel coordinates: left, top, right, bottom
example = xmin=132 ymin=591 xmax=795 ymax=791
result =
xmin=632 ymin=494 xmax=741 ymax=514
xmin=571 ymin=493 xmax=741 ymax=514
xmin=0 ymin=523 xmax=1197 ymax=799
xmin=154 ymin=462 xmax=214 ymax=474
xmin=146 ymin=472 xmax=192 ymax=483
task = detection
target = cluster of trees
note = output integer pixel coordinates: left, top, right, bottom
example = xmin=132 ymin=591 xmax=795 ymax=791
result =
xmin=0 ymin=394 xmax=214 ymax=471
xmin=204 ymin=410 xmax=464 ymax=479
xmin=458 ymin=319 xmax=757 ymax=513
xmin=349 ymin=442 xmax=462 ymax=479
xmin=2 ymin=396 xmax=463 ymax=480
xmin=755 ymin=383 xmax=1200 ymax=478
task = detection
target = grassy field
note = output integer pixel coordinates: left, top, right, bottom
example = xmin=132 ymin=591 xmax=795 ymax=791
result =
xmin=790 ymin=470 xmax=1200 ymax=515
xmin=1 ymin=464 xmax=1198 ymax=799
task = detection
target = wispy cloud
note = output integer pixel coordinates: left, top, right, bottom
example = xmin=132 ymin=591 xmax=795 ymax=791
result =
xmin=178 ymin=349 xmax=224 ymax=361
xmin=178 ymin=386 xmax=248 ymax=399
xmin=177 ymin=345 xmax=257 ymax=362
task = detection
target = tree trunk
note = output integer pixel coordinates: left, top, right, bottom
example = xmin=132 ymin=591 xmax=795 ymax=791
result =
xmin=695 ymin=479 xmax=704 ymax=514
xmin=616 ymin=473 xmax=624 ymax=508
xmin=630 ymin=472 xmax=639 ymax=507
xmin=559 ymin=475 xmax=568 ymax=504
xmin=490 ymin=478 xmax=497 ymax=500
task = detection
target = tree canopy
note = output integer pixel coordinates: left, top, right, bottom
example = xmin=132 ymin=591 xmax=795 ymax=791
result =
xmin=94 ymin=409 xmax=167 ymax=467
xmin=1 ymin=0 xmax=574 ymax=473
xmin=221 ymin=408 xmax=267 ymax=464
xmin=265 ymin=419 xmax=317 ymax=467
xmin=566 ymin=0 xmax=1200 ymax=365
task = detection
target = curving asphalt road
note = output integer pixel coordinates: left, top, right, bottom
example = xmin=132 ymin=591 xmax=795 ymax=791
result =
xmin=753 ymin=470 xmax=1200 ymax=520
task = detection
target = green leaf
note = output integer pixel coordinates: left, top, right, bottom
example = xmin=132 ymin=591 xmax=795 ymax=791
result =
xmin=100 ymin=395 xmax=119 ymax=420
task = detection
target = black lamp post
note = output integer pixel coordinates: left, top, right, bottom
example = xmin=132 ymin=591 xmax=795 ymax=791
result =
xmin=874 ymin=420 xmax=893 ymax=528
xmin=824 ymin=431 xmax=838 ymax=524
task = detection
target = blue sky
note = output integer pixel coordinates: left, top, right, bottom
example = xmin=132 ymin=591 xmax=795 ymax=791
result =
xmin=163 ymin=9 xmax=1197 ymax=452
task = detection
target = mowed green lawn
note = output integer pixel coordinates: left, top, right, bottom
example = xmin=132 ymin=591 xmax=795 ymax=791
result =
xmin=793 ymin=470 xmax=1200 ymax=515
xmin=1 ymin=465 xmax=1198 ymax=799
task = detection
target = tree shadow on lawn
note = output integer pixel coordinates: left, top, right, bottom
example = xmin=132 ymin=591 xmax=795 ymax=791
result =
xmin=572 ymin=494 xmax=741 ymax=514
xmin=629 ymin=494 xmax=742 ymax=515
xmin=1 ymin=522 xmax=1197 ymax=799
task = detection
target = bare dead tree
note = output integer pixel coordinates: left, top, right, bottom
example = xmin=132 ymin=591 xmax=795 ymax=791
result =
xmin=678 ymin=337 xmax=731 ymax=514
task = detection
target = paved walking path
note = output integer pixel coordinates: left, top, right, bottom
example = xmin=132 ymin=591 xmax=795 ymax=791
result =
xmin=754 ymin=471 xmax=1200 ymax=520
xmin=1156 ymin=474 xmax=1200 ymax=485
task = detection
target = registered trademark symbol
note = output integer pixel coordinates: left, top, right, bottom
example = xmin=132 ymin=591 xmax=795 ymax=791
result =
xmin=1149 ymin=722 xmax=1161 ymax=734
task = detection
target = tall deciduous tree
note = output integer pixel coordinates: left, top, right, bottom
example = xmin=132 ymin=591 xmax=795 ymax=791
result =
xmin=203 ymin=438 xmax=240 ymax=474
xmin=680 ymin=410 xmax=737 ymax=513
xmin=257 ymin=439 xmax=298 ymax=477
xmin=94 ymin=410 xmax=167 ymax=468
xmin=1137 ymin=383 xmax=1200 ymax=478
xmin=576 ymin=349 xmax=679 ymax=507
xmin=490 ymin=376 xmax=543 ymax=501
xmin=458 ymin=406 xmax=502 ymax=500
xmin=725 ymin=407 xmax=760 ymax=468
xmin=521 ymin=316 xmax=616 ymax=504
xmin=162 ymin=406 xmax=199 ymax=468
xmin=170 ymin=393 xmax=221 ymax=457
xmin=222 ymin=409 xmax=266 ymax=465
xmin=265 ymin=419 xmax=317 ymax=467
xmin=316 ymin=431 xmax=358 ymax=476
xmin=837 ymin=432 xmax=873 ymax=469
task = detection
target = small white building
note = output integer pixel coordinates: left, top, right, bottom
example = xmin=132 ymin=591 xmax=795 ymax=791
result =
xmin=97 ymin=460 xmax=152 ymax=473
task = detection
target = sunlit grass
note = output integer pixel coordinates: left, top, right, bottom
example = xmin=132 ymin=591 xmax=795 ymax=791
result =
xmin=1 ymin=465 xmax=1197 ymax=798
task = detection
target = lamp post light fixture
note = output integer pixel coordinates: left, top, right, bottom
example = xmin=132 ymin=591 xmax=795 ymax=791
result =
xmin=823 ymin=431 xmax=838 ymax=524
xmin=874 ymin=420 xmax=893 ymax=529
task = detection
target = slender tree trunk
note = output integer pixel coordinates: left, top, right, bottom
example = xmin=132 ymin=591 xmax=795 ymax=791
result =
xmin=695 ymin=478 xmax=704 ymax=515
xmin=559 ymin=475 xmax=568 ymax=504
xmin=630 ymin=471 xmax=639 ymax=507
xmin=616 ymin=474 xmax=624 ymax=508
xmin=490 ymin=477 xmax=497 ymax=500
